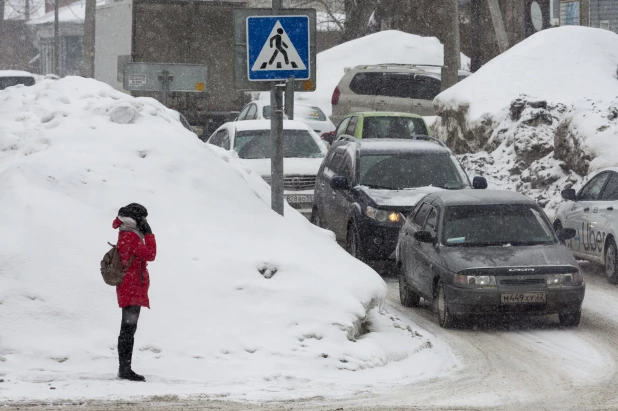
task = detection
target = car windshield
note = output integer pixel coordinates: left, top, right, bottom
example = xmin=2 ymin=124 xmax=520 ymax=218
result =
xmin=0 ymin=76 xmax=35 ymax=90
xmin=362 ymin=117 xmax=428 ymax=139
xmin=234 ymin=129 xmax=324 ymax=159
xmin=443 ymin=204 xmax=556 ymax=247
xmin=359 ymin=153 xmax=467 ymax=190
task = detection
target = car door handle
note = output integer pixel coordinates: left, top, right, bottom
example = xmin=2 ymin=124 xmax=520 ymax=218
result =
xmin=608 ymin=206 xmax=614 ymax=211
xmin=584 ymin=207 xmax=590 ymax=212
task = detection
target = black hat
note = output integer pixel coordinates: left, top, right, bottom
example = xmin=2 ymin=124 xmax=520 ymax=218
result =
xmin=118 ymin=203 xmax=148 ymax=220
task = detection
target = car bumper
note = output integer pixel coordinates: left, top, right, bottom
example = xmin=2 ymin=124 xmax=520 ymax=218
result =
xmin=444 ymin=284 xmax=586 ymax=316
xmin=357 ymin=219 xmax=402 ymax=260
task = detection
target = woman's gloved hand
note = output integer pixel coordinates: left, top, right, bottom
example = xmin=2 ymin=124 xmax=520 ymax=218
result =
xmin=137 ymin=217 xmax=152 ymax=235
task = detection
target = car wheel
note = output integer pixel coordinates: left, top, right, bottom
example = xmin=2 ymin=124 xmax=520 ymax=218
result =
xmin=436 ymin=280 xmax=457 ymax=329
xmin=605 ymin=240 xmax=618 ymax=284
xmin=559 ymin=310 xmax=581 ymax=327
xmin=347 ymin=223 xmax=364 ymax=261
xmin=398 ymin=263 xmax=421 ymax=308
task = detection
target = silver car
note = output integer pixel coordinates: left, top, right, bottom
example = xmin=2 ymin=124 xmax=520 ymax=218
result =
xmin=555 ymin=168 xmax=618 ymax=283
xmin=330 ymin=64 xmax=470 ymax=125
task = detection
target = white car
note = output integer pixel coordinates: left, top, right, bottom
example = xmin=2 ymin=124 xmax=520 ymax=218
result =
xmin=0 ymin=70 xmax=36 ymax=90
xmin=206 ymin=120 xmax=327 ymax=216
xmin=555 ymin=168 xmax=618 ymax=283
xmin=236 ymin=100 xmax=336 ymax=135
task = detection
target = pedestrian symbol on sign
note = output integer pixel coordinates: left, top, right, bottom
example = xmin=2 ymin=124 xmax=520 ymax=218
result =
xmin=250 ymin=20 xmax=307 ymax=73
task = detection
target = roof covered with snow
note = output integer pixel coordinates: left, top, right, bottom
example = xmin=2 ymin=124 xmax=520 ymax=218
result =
xmin=230 ymin=119 xmax=314 ymax=131
xmin=428 ymin=189 xmax=535 ymax=206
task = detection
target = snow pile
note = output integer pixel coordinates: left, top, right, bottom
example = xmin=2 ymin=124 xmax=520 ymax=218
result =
xmin=260 ymin=30 xmax=470 ymax=116
xmin=434 ymin=27 xmax=618 ymax=210
xmin=0 ymin=77 xmax=452 ymax=401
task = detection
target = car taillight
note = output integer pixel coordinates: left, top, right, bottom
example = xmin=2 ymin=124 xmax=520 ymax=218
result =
xmin=331 ymin=87 xmax=340 ymax=105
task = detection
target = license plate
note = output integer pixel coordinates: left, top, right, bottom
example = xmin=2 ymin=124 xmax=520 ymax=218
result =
xmin=285 ymin=194 xmax=313 ymax=204
xmin=501 ymin=292 xmax=547 ymax=304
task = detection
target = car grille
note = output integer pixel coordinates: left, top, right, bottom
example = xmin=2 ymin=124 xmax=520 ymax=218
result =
xmin=500 ymin=278 xmax=545 ymax=286
xmin=262 ymin=175 xmax=316 ymax=191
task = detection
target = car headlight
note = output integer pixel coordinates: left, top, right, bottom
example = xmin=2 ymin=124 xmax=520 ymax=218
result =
xmin=366 ymin=206 xmax=402 ymax=223
xmin=555 ymin=271 xmax=584 ymax=286
xmin=454 ymin=274 xmax=497 ymax=288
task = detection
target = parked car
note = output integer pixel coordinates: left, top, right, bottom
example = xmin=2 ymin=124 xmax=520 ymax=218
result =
xmin=324 ymin=111 xmax=430 ymax=144
xmin=397 ymin=190 xmax=583 ymax=328
xmin=330 ymin=64 xmax=471 ymax=125
xmin=0 ymin=70 xmax=36 ymax=90
xmin=236 ymin=100 xmax=335 ymax=135
xmin=311 ymin=138 xmax=487 ymax=261
xmin=555 ymin=168 xmax=618 ymax=283
xmin=206 ymin=120 xmax=327 ymax=216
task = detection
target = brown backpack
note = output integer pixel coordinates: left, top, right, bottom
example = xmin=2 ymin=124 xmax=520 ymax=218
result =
xmin=100 ymin=242 xmax=135 ymax=286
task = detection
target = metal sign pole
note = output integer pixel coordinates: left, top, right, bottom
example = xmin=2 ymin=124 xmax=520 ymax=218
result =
xmin=270 ymin=0 xmax=284 ymax=216
xmin=158 ymin=70 xmax=173 ymax=107
xmin=285 ymin=76 xmax=295 ymax=120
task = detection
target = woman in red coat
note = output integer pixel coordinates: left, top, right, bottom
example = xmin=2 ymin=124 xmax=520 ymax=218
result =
xmin=112 ymin=203 xmax=156 ymax=382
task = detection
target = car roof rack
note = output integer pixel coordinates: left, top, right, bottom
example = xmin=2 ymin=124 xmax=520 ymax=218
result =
xmin=353 ymin=63 xmax=443 ymax=70
xmin=337 ymin=134 xmax=447 ymax=148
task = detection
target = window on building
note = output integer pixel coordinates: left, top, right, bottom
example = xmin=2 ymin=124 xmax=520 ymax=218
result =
xmin=601 ymin=20 xmax=611 ymax=30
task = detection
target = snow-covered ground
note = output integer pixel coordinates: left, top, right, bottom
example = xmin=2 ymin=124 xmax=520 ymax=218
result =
xmin=258 ymin=30 xmax=470 ymax=117
xmin=434 ymin=26 xmax=618 ymax=212
xmin=0 ymin=77 xmax=454 ymax=402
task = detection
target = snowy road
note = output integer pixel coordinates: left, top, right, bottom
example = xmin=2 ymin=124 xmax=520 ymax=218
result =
xmin=8 ymin=262 xmax=618 ymax=411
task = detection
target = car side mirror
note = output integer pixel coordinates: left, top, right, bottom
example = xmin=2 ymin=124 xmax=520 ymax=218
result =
xmin=561 ymin=188 xmax=577 ymax=201
xmin=473 ymin=176 xmax=488 ymax=189
xmin=321 ymin=131 xmax=336 ymax=145
xmin=557 ymin=228 xmax=576 ymax=242
xmin=330 ymin=175 xmax=350 ymax=190
xmin=414 ymin=231 xmax=435 ymax=244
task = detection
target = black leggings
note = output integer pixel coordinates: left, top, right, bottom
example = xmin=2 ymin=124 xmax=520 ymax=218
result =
xmin=118 ymin=306 xmax=141 ymax=371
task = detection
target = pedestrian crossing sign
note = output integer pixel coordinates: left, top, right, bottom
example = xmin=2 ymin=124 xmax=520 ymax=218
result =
xmin=247 ymin=15 xmax=310 ymax=81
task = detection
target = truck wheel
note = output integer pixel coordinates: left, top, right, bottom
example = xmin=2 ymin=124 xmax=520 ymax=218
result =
xmin=559 ymin=310 xmax=581 ymax=327
xmin=347 ymin=223 xmax=364 ymax=262
xmin=398 ymin=264 xmax=421 ymax=308
xmin=436 ymin=280 xmax=457 ymax=329
xmin=605 ymin=240 xmax=618 ymax=284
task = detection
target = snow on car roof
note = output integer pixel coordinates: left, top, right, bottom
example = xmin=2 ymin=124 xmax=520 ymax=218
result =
xmin=231 ymin=119 xmax=313 ymax=132
xmin=428 ymin=189 xmax=535 ymax=206
xmin=357 ymin=139 xmax=450 ymax=154
xmin=0 ymin=70 xmax=34 ymax=78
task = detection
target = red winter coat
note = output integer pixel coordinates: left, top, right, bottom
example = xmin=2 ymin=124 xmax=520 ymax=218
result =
xmin=112 ymin=218 xmax=157 ymax=308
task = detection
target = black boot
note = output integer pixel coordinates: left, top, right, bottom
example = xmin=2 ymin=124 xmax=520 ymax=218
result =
xmin=118 ymin=329 xmax=146 ymax=382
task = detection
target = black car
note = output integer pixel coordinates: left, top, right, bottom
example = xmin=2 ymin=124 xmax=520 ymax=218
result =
xmin=311 ymin=138 xmax=487 ymax=261
xmin=396 ymin=190 xmax=584 ymax=328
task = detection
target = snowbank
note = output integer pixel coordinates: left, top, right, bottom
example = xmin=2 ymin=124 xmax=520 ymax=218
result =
xmin=0 ymin=77 xmax=452 ymax=401
xmin=259 ymin=30 xmax=470 ymax=116
xmin=434 ymin=26 xmax=618 ymax=210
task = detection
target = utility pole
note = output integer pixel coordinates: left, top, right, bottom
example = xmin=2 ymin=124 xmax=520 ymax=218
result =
xmin=54 ymin=0 xmax=60 ymax=75
xmin=470 ymin=0 xmax=483 ymax=72
xmin=82 ymin=0 xmax=96 ymax=77
xmin=270 ymin=0 xmax=285 ymax=216
xmin=441 ymin=0 xmax=460 ymax=91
